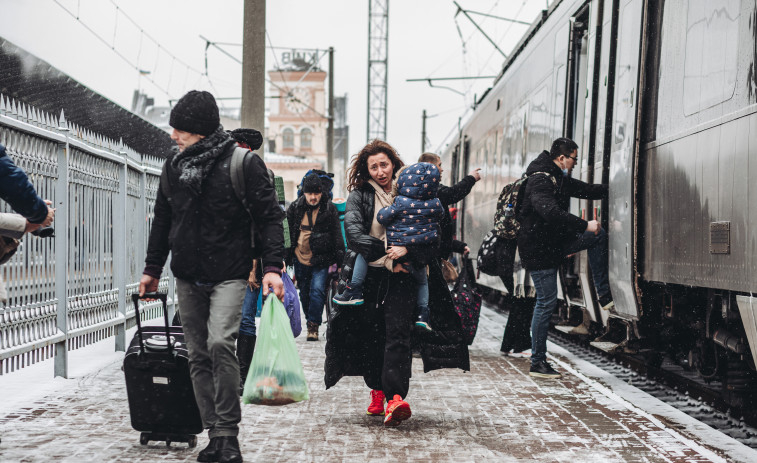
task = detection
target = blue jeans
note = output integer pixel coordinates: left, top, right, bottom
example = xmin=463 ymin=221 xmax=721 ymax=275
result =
xmin=239 ymin=285 xmax=260 ymax=337
xmin=294 ymin=260 xmax=329 ymax=325
xmin=410 ymin=266 xmax=429 ymax=315
xmin=530 ymin=229 xmax=610 ymax=365
xmin=350 ymin=253 xmax=369 ymax=291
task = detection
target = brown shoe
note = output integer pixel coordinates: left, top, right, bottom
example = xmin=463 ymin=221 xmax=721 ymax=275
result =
xmin=306 ymin=321 xmax=319 ymax=341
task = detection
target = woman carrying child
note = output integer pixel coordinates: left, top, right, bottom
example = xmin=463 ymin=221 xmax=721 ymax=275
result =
xmin=324 ymin=140 xmax=470 ymax=427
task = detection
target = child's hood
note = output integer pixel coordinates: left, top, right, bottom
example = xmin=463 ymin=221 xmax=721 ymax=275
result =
xmin=395 ymin=162 xmax=440 ymax=200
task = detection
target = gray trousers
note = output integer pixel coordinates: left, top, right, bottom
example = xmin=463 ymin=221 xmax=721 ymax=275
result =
xmin=176 ymin=278 xmax=246 ymax=438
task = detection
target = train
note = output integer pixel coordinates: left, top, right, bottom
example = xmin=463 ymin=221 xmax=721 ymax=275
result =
xmin=440 ymin=0 xmax=757 ymax=408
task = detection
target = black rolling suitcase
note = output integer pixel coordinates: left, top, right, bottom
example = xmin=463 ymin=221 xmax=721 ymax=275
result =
xmin=124 ymin=293 xmax=203 ymax=448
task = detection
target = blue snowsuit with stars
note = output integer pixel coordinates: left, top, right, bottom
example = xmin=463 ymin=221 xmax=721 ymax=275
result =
xmin=377 ymin=162 xmax=445 ymax=322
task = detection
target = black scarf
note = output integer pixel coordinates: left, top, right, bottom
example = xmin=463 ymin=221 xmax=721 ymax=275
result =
xmin=170 ymin=126 xmax=236 ymax=196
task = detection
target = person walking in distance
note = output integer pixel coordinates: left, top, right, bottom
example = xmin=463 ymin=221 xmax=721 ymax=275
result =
xmin=286 ymin=172 xmax=345 ymax=341
xmin=139 ymin=90 xmax=284 ymax=463
xmin=517 ymin=137 xmax=612 ymax=379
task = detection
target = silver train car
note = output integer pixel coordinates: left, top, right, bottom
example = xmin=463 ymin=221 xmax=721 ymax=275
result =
xmin=441 ymin=0 xmax=757 ymax=402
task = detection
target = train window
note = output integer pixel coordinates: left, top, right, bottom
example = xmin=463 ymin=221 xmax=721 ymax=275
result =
xmin=683 ymin=0 xmax=740 ymax=115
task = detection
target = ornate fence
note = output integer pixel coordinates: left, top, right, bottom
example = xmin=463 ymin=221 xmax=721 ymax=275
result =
xmin=0 ymin=94 xmax=175 ymax=377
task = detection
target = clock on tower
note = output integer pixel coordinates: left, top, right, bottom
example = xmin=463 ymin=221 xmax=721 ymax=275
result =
xmin=284 ymin=87 xmax=311 ymax=114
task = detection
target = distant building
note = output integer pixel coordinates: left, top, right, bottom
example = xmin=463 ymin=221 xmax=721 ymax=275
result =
xmin=131 ymin=51 xmax=350 ymax=201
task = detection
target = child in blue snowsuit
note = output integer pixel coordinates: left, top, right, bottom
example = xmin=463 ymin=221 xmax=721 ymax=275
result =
xmin=333 ymin=162 xmax=445 ymax=331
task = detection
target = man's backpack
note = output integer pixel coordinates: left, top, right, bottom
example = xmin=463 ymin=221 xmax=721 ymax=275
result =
xmin=493 ymin=172 xmax=556 ymax=239
xmin=476 ymin=230 xmax=500 ymax=276
xmin=297 ymin=169 xmax=335 ymax=200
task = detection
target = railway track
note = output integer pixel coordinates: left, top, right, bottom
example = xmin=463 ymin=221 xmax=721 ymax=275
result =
xmin=488 ymin=298 xmax=757 ymax=449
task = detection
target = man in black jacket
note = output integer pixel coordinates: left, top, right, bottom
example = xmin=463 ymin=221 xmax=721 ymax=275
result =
xmin=517 ymin=137 xmax=612 ymax=380
xmin=139 ymin=90 xmax=284 ymax=463
xmin=286 ymin=173 xmax=344 ymax=341
xmin=417 ymin=152 xmax=481 ymax=259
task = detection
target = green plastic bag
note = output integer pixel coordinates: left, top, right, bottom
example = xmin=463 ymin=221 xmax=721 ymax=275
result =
xmin=242 ymin=294 xmax=309 ymax=405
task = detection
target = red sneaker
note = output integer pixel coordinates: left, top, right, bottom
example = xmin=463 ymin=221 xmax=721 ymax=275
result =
xmin=383 ymin=394 xmax=411 ymax=427
xmin=366 ymin=389 xmax=385 ymax=416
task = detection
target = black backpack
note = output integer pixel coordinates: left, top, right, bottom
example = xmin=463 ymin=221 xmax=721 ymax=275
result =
xmin=493 ymin=172 xmax=555 ymax=239
xmin=476 ymin=230 xmax=500 ymax=276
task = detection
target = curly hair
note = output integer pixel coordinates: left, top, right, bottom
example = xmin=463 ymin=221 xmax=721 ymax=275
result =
xmin=346 ymin=139 xmax=404 ymax=192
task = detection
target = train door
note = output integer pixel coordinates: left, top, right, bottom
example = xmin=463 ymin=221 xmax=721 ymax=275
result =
xmin=608 ymin=0 xmax=644 ymax=319
xmin=559 ymin=3 xmax=601 ymax=321
xmin=459 ymin=137 xmax=471 ymax=241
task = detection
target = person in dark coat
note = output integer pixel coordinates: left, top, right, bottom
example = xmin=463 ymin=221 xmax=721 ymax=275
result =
xmin=286 ymin=173 xmax=345 ymax=341
xmin=417 ymin=152 xmax=481 ymax=260
xmin=334 ymin=162 xmax=445 ymax=331
xmin=140 ymin=90 xmax=284 ymax=463
xmin=0 ymin=143 xmax=55 ymax=230
xmin=517 ymin=137 xmax=612 ymax=380
xmin=324 ymin=140 xmax=470 ymax=427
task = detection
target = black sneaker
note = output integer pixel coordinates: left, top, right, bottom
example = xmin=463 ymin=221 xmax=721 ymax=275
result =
xmin=529 ymin=360 xmax=562 ymax=379
xmin=332 ymin=285 xmax=364 ymax=306
xmin=598 ymin=293 xmax=614 ymax=311
xmin=217 ymin=436 xmax=243 ymax=463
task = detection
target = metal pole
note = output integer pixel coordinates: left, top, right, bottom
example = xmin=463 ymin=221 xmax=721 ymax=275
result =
xmin=54 ymin=113 xmax=70 ymax=378
xmin=114 ymin=149 xmax=128 ymax=352
xmin=421 ymin=109 xmax=427 ymax=153
xmin=241 ymin=0 xmax=266 ymax=159
xmin=327 ymin=46 xmax=334 ymax=173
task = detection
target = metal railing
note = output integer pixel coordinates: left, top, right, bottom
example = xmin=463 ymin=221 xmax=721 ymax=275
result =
xmin=0 ymin=93 xmax=175 ymax=377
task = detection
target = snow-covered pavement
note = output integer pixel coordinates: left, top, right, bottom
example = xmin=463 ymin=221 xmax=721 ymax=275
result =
xmin=1 ymin=304 xmax=755 ymax=462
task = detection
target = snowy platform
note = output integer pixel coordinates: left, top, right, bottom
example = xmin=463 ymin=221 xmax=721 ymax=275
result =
xmin=1 ymin=304 xmax=755 ymax=462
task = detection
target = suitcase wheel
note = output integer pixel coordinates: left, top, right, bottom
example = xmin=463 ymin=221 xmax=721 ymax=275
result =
xmin=166 ymin=438 xmax=171 ymax=447
xmin=140 ymin=433 xmax=149 ymax=446
xmin=188 ymin=435 xmax=197 ymax=448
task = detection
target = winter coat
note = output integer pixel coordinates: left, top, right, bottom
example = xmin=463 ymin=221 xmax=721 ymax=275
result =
xmin=285 ymin=195 xmax=345 ymax=268
xmin=0 ymin=144 xmax=48 ymax=224
xmin=145 ymin=141 xmax=284 ymax=282
xmin=325 ymin=184 xmax=470 ymax=387
xmin=517 ymin=150 xmax=607 ymax=270
xmin=437 ymin=175 xmax=476 ymax=259
xmin=377 ymin=163 xmax=445 ymax=247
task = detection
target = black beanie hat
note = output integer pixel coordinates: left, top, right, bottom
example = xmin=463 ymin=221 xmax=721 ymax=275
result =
xmin=302 ymin=173 xmax=323 ymax=194
xmin=229 ymin=128 xmax=264 ymax=150
xmin=169 ymin=90 xmax=220 ymax=136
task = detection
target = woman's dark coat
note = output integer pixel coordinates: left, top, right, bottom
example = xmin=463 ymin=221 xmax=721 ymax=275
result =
xmin=325 ymin=184 xmax=470 ymax=389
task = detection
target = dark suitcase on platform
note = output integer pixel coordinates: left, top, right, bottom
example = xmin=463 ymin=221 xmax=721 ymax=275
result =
xmin=124 ymin=293 xmax=203 ymax=448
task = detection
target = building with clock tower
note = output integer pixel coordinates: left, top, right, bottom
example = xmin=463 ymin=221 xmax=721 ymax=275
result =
xmin=267 ymin=56 xmax=331 ymax=200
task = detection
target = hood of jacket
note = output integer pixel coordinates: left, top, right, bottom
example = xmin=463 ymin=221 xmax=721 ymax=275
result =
xmin=526 ymin=150 xmax=563 ymax=178
xmin=396 ymin=162 xmax=441 ymax=200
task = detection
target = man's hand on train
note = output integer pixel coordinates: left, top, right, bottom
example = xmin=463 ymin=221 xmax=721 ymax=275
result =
xmin=586 ymin=220 xmax=601 ymax=235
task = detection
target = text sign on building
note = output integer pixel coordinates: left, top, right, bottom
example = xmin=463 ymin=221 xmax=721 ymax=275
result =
xmin=281 ymin=49 xmax=319 ymax=67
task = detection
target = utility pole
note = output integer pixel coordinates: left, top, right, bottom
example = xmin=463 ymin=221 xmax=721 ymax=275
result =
xmin=421 ymin=109 xmax=427 ymax=153
xmin=327 ymin=47 xmax=334 ymax=173
xmin=241 ymin=0 xmax=266 ymax=159
xmin=367 ymin=0 xmax=389 ymax=141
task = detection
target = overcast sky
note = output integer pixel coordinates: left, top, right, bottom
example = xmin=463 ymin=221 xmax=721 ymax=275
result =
xmin=1 ymin=0 xmax=549 ymax=163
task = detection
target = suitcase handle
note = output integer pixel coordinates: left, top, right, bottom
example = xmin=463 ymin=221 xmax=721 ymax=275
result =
xmin=131 ymin=292 xmax=173 ymax=357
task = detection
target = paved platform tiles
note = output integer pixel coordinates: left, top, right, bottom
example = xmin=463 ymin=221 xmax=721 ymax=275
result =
xmin=1 ymin=305 xmax=754 ymax=462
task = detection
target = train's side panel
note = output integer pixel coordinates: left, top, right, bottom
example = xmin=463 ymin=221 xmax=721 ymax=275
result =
xmin=607 ymin=0 xmax=644 ymax=319
xmin=454 ymin=0 xmax=590 ymax=291
xmin=641 ymin=0 xmax=755 ymax=293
